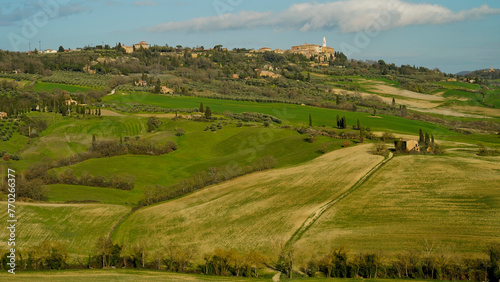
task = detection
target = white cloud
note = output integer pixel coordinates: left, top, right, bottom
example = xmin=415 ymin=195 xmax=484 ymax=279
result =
xmin=145 ymin=0 xmax=500 ymax=33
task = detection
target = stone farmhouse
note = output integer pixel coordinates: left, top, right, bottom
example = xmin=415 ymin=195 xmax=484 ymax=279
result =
xmin=395 ymin=139 xmax=420 ymax=152
xmin=134 ymin=41 xmax=149 ymax=50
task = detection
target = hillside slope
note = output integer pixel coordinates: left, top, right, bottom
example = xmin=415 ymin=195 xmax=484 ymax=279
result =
xmin=114 ymin=144 xmax=384 ymax=257
xmin=294 ymin=152 xmax=500 ymax=259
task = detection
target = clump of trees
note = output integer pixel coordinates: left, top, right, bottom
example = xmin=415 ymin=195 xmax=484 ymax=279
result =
xmin=147 ymin=116 xmax=161 ymax=132
xmin=53 ymin=169 xmax=135 ymax=190
xmin=224 ymin=112 xmax=282 ymax=124
xmin=300 ymin=246 xmax=496 ymax=281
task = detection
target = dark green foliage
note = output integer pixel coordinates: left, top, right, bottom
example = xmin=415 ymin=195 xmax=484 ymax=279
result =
xmin=175 ymin=128 xmax=185 ymax=136
xmin=488 ymin=244 xmax=500 ymax=282
xmin=199 ymin=102 xmax=204 ymax=113
xmin=224 ymin=112 xmax=282 ymax=124
xmin=147 ymin=116 xmax=161 ymax=132
xmin=205 ymin=106 xmax=212 ymax=118
xmin=18 ymin=116 xmax=47 ymax=138
xmin=337 ymin=116 xmax=347 ymax=129
xmin=309 ymin=113 xmax=312 ymax=127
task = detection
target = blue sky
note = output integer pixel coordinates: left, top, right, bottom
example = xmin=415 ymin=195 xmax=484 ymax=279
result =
xmin=1 ymin=0 xmax=499 ymax=73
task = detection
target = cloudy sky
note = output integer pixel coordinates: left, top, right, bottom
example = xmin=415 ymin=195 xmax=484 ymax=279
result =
xmin=1 ymin=0 xmax=499 ymax=73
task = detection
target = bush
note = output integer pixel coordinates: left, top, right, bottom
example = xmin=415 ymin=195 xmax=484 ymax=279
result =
xmin=373 ymin=143 xmax=388 ymax=156
xmin=305 ymin=135 xmax=317 ymax=143
xmin=342 ymin=141 xmax=351 ymax=148
xmin=175 ymin=128 xmax=186 ymax=136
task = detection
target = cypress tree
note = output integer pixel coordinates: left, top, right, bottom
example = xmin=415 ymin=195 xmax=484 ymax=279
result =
xmin=360 ymin=126 xmax=365 ymax=142
xmin=309 ymin=114 xmax=312 ymax=127
xmin=431 ymin=134 xmax=435 ymax=144
xmin=419 ymin=129 xmax=424 ymax=144
xmin=205 ymin=106 xmax=212 ymax=118
xmin=425 ymin=132 xmax=430 ymax=146
xmin=357 ymin=119 xmax=360 ymax=130
xmin=342 ymin=116 xmax=347 ymax=129
xmin=199 ymin=102 xmax=204 ymax=113
xmin=336 ymin=114 xmax=340 ymax=128
xmin=392 ymin=98 xmax=396 ymax=109
xmin=98 ymin=107 xmax=101 ymax=116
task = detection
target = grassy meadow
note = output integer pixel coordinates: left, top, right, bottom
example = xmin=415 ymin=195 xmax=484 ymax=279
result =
xmin=113 ymin=144 xmax=384 ymax=257
xmin=0 ymin=203 xmax=130 ymax=258
xmin=48 ymin=121 xmax=346 ymax=204
xmin=294 ymin=150 xmax=500 ymax=261
xmin=34 ymin=82 xmax=93 ymax=93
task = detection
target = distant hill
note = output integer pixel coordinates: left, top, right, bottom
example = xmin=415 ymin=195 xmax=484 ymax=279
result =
xmin=455 ymin=71 xmax=472 ymax=76
xmin=456 ymin=68 xmax=499 ymax=79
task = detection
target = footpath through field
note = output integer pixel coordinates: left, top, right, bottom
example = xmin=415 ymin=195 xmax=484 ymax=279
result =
xmin=286 ymin=151 xmax=394 ymax=248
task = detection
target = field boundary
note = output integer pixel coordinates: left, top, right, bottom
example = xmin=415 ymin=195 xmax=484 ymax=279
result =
xmin=286 ymin=151 xmax=394 ymax=248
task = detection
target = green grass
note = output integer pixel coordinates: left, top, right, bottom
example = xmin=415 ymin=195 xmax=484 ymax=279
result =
xmin=50 ymin=121 xmax=343 ymax=204
xmin=113 ymin=144 xmax=385 ymax=258
xmin=294 ymin=152 xmax=500 ymax=258
xmin=47 ymin=184 xmax=138 ymax=205
xmin=103 ymin=93 xmax=458 ymax=137
xmin=0 ymin=130 xmax=30 ymax=153
xmin=34 ymin=82 xmax=93 ymax=93
xmin=436 ymin=81 xmax=481 ymax=91
xmin=0 ymin=203 xmax=130 ymax=258
xmin=18 ymin=115 xmax=148 ymax=165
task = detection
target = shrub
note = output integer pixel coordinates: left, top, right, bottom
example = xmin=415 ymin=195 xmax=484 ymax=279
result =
xmin=175 ymin=128 xmax=186 ymax=136
xmin=373 ymin=143 xmax=388 ymax=156
xmin=305 ymin=135 xmax=317 ymax=143
xmin=342 ymin=141 xmax=351 ymax=148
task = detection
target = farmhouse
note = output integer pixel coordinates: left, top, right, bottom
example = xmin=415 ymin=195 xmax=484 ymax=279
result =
xmin=395 ymin=139 xmax=420 ymax=152
xmin=160 ymin=86 xmax=174 ymax=94
xmin=65 ymin=99 xmax=78 ymax=106
xmin=122 ymin=45 xmax=134 ymax=54
xmin=135 ymin=80 xmax=147 ymax=87
xmin=0 ymin=112 xmax=7 ymax=119
xmin=134 ymin=41 xmax=149 ymax=50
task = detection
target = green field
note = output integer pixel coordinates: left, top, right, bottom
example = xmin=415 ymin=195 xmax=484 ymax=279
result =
xmin=49 ymin=121 xmax=346 ymax=204
xmin=0 ymin=203 xmax=130 ymax=258
xmin=113 ymin=144 xmax=384 ymax=258
xmin=34 ymin=82 xmax=93 ymax=93
xmin=294 ymin=151 xmax=500 ymax=259
xmin=103 ymin=93 xmax=459 ymax=135
xmin=47 ymin=184 xmax=138 ymax=205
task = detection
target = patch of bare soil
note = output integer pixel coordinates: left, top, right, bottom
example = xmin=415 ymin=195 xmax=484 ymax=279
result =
xmin=451 ymin=106 xmax=500 ymax=118
xmin=100 ymin=109 xmax=124 ymax=117
xmin=370 ymin=84 xmax=444 ymax=102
